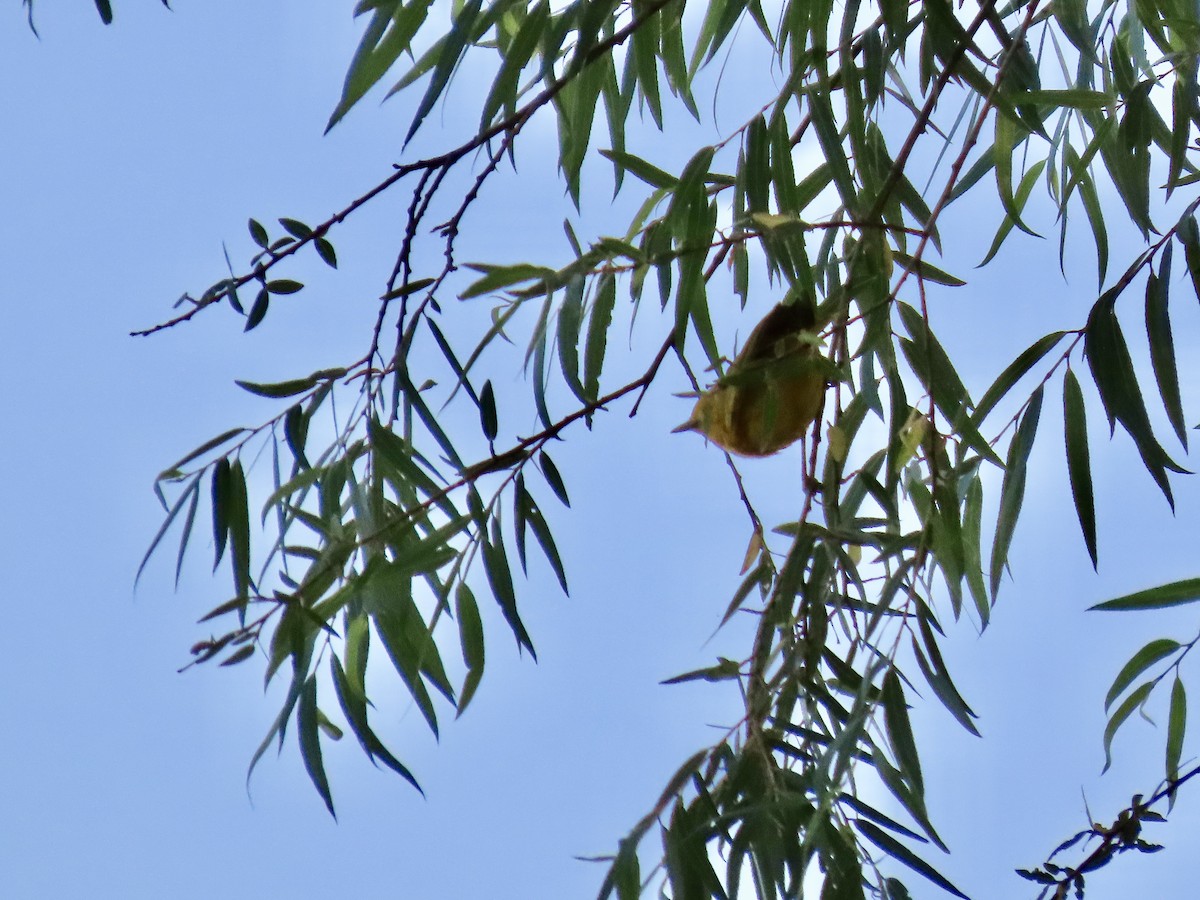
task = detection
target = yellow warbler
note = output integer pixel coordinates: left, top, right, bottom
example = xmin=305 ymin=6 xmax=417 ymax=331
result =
xmin=673 ymin=301 xmax=827 ymax=457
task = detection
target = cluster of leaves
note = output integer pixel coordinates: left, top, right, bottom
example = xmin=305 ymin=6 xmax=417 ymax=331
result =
xmin=132 ymin=0 xmax=1200 ymax=897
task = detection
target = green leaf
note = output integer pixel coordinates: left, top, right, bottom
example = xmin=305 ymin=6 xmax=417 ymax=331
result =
xmin=248 ymin=217 xmax=269 ymax=248
xmin=244 ymin=287 xmax=269 ymax=331
xmin=326 ymin=3 xmax=434 ymax=131
xmin=584 ymin=273 xmax=616 ymax=402
xmin=1022 ymin=89 xmax=1112 ymax=108
xmin=330 ymin=653 xmax=423 ymax=794
xmin=1063 ymin=369 xmax=1097 ymax=568
xmin=974 ymin=332 xmax=1067 ymax=425
xmin=482 ymin=522 xmax=536 ymax=659
xmin=891 ymin=252 xmax=967 ymax=287
xmin=1105 ymin=638 xmax=1179 ymax=709
xmin=990 ymin=386 xmax=1043 ymax=600
xmin=235 ymin=367 xmax=345 ymax=399
xmin=1085 ymin=293 xmax=1182 ymax=506
xmin=1145 ymin=250 xmax=1187 ymax=447
xmin=598 ymin=148 xmax=678 ymax=189
xmin=315 ymin=237 xmax=338 ymax=269
xmin=1178 ymin=215 xmax=1200 ymax=301
xmin=855 ymin=821 xmax=969 ymax=899
xmin=211 ymin=458 xmax=231 ymax=570
xmin=454 ymin=584 xmax=485 ymax=715
xmin=460 ymin=263 xmax=554 ymax=299
xmin=159 ymin=427 xmax=248 ymax=476
xmin=524 ymin=498 xmax=568 ymax=593
xmin=963 ymin=477 xmax=989 ymax=626
xmin=1102 ymin=680 xmax=1154 ymax=772
xmin=266 ymin=279 xmax=304 ymax=295
xmin=279 ymin=217 xmax=312 ymax=239
xmin=881 ymin=669 xmax=923 ymax=795
xmin=1090 ymin=578 xmax=1200 ymax=611
xmin=298 ymin=674 xmax=336 ymax=817
xmin=227 ymin=460 xmax=252 ymax=601
xmin=1167 ymin=676 xmax=1186 ymax=783
xmin=478 ymin=379 xmax=498 ymax=442
xmin=911 ymin=635 xmax=980 ymax=737
xmin=400 ymin=0 xmax=484 ymax=146
xmin=539 ymin=451 xmax=570 ymax=507
xmin=557 ymin=275 xmax=589 ymax=404
xmin=136 ymin=473 xmax=202 ymax=586
xmin=219 ymin=644 xmax=256 ymax=667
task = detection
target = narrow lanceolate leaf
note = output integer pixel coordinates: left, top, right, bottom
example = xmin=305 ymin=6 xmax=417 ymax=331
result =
xmin=454 ymin=583 xmax=485 ymax=716
xmin=583 ymin=273 xmax=616 ymax=402
xmin=138 ymin=475 xmax=204 ymax=586
xmin=1090 ymin=577 xmax=1200 ymax=611
xmin=482 ymin=522 xmax=536 ymax=659
xmin=1166 ymin=676 xmax=1187 ymax=783
xmin=298 ymin=674 xmax=336 ymax=817
xmin=227 ymin=459 xmax=252 ymax=601
xmin=1145 ymin=254 xmax=1187 ymax=448
xmin=974 ymin=331 xmax=1066 ymax=425
xmin=597 ymin=148 xmax=678 ymax=189
xmin=539 ymin=451 xmax=571 ymax=507
xmin=1179 ymin=214 xmax=1200 ymax=301
xmin=881 ymin=669 xmax=923 ymax=795
xmin=1102 ymin=681 xmax=1154 ymax=772
xmin=325 ymin=2 xmax=434 ymax=132
xmin=1085 ymin=293 xmax=1182 ymax=507
xmin=478 ymin=379 xmax=498 ymax=442
xmin=990 ymin=386 xmax=1043 ymax=600
xmin=1104 ymin=638 xmax=1180 ymax=709
xmin=557 ymin=275 xmax=589 ymax=404
xmin=963 ymin=477 xmax=990 ymax=626
xmin=855 ymin=820 xmax=969 ymax=899
xmin=330 ymin=655 xmax=423 ymax=794
xmin=211 ymin=458 xmax=232 ymax=569
xmin=1062 ymin=369 xmax=1097 ymax=568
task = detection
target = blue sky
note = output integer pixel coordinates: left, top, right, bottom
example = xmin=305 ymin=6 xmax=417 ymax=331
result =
xmin=2 ymin=4 xmax=1197 ymax=898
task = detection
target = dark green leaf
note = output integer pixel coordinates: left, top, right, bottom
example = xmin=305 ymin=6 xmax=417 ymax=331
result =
xmin=1102 ymin=680 xmax=1154 ymax=772
xmin=598 ymin=148 xmax=678 ymax=189
xmin=1145 ymin=253 xmax=1187 ymax=447
xmin=584 ymin=273 xmax=616 ymax=401
xmin=330 ymin=653 xmax=423 ymax=794
xmin=245 ymin=287 xmax=269 ymax=331
xmin=482 ymin=522 xmax=536 ymax=659
xmin=1063 ymin=369 xmax=1097 ymax=568
xmin=974 ymin=332 xmax=1066 ymax=425
xmin=298 ymin=674 xmax=336 ymax=817
xmin=454 ymin=584 xmax=485 ymax=715
xmin=211 ymin=458 xmax=232 ymax=570
xmin=1090 ymin=578 xmax=1200 ymax=611
xmin=227 ymin=460 xmax=252 ymax=601
xmin=1105 ymin=638 xmax=1179 ymax=709
xmin=1167 ymin=676 xmax=1186 ymax=782
xmin=891 ymin=252 xmax=967 ymax=287
xmin=235 ymin=367 xmax=345 ymax=399
xmin=248 ymin=217 xmax=269 ymax=249
xmin=220 ymin=644 xmax=257 ymax=667
xmin=990 ymin=386 xmax=1043 ymax=600
xmin=279 ymin=218 xmax=312 ymax=239
xmin=855 ymin=820 xmax=969 ymax=899
xmin=881 ymin=669 xmax=923 ymax=795
xmin=266 ymin=279 xmax=304 ymax=295
xmin=479 ymin=379 xmax=498 ymax=442
xmin=315 ymin=237 xmax=338 ymax=269
xmin=557 ymin=275 xmax=588 ymax=404
xmin=539 ymin=451 xmax=570 ymax=507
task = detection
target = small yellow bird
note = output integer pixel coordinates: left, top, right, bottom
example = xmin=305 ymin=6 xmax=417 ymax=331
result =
xmin=673 ymin=301 xmax=827 ymax=457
